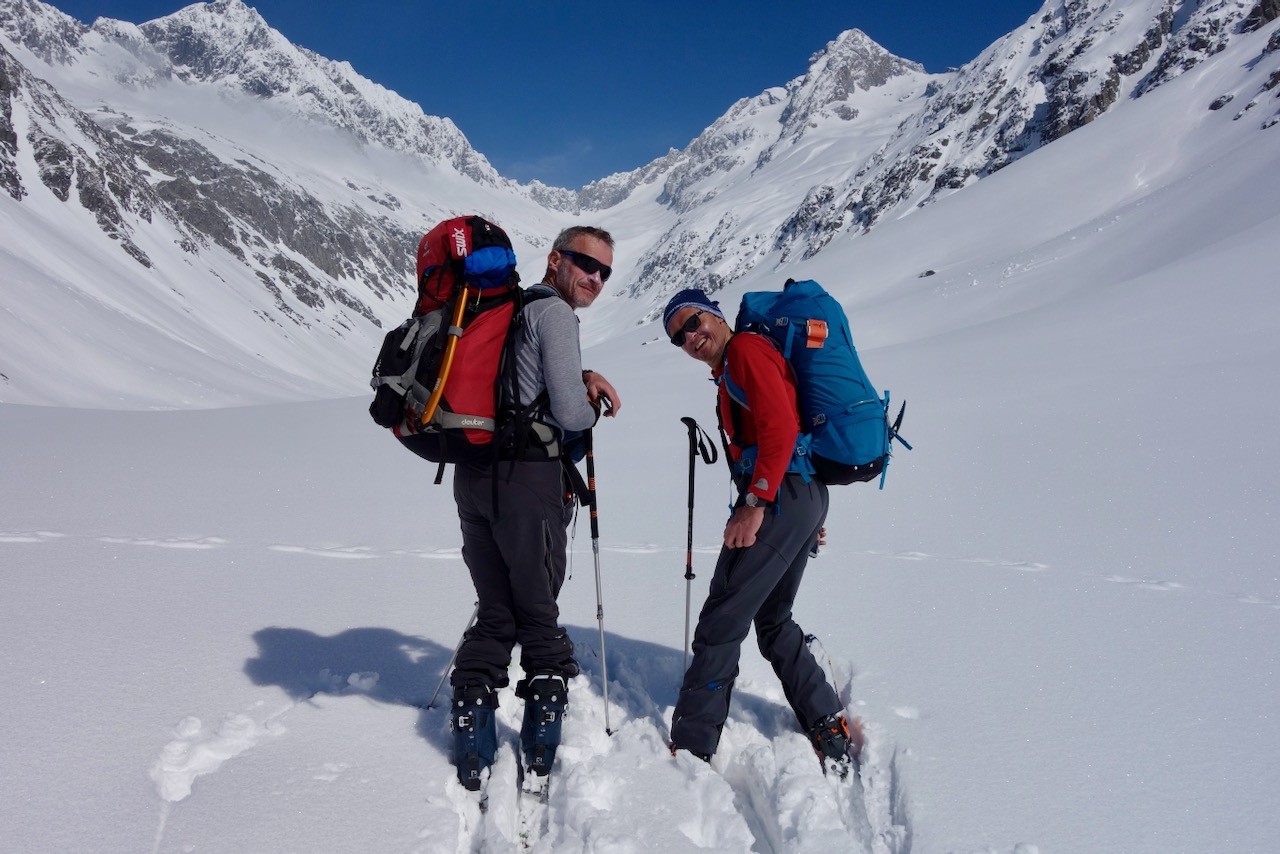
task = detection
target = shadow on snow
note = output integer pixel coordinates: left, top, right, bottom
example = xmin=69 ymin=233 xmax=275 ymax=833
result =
xmin=242 ymin=622 xmax=803 ymax=758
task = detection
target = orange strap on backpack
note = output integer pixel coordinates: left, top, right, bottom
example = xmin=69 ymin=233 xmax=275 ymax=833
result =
xmin=419 ymin=286 xmax=473 ymax=426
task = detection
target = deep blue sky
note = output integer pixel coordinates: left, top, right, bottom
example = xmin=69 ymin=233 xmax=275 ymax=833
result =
xmin=53 ymin=1 xmax=1043 ymax=188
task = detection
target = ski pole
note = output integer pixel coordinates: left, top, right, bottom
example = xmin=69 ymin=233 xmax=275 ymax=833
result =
xmin=424 ymin=601 xmax=478 ymax=709
xmin=584 ymin=428 xmax=613 ymax=736
xmin=679 ymin=417 xmax=718 ymax=674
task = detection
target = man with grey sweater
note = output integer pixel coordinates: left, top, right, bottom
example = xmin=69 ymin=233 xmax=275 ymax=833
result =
xmin=449 ymin=225 xmax=620 ymax=793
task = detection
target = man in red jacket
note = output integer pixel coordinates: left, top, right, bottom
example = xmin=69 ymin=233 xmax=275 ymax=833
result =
xmin=662 ymin=288 xmax=856 ymax=774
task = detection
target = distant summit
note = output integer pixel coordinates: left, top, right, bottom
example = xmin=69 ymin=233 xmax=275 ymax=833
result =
xmin=778 ymin=28 xmax=925 ymax=138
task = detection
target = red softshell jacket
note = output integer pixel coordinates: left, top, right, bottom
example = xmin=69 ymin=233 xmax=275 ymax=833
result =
xmin=714 ymin=332 xmax=801 ymax=504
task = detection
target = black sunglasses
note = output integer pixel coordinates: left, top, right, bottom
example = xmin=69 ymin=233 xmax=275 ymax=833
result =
xmin=669 ymin=311 xmax=706 ymax=347
xmin=559 ymin=249 xmax=612 ymax=282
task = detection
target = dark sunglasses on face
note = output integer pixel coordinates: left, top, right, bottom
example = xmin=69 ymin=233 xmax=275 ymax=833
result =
xmin=559 ymin=249 xmax=612 ymax=282
xmin=669 ymin=311 xmax=706 ymax=347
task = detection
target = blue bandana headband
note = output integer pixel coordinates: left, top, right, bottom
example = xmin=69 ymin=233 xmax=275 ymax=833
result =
xmin=662 ymin=288 xmax=725 ymax=331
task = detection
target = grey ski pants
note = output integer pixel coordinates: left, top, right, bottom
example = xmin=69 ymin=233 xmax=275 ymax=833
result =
xmin=449 ymin=459 xmax=579 ymax=689
xmin=670 ymin=475 xmax=841 ymax=756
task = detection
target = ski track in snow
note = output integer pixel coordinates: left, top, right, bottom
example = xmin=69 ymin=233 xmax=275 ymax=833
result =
xmin=1095 ymin=574 xmax=1186 ymax=592
xmin=429 ymin=652 xmax=913 ymax=854
xmin=99 ymin=535 xmax=229 ymax=550
xmin=0 ymin=530 xmax=65 ymax=543
xmin=267 ymin=543 xmax=380 ymax=559
xmin=873 ymin=549 xmax=1050 ymax=573
xmin=5 ymin=533 xmax=1279 ymax=613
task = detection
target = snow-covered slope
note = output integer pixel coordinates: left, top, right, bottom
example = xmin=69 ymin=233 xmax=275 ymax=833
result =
xmin=0 ymin=0 xmax=574 ymax=408
xmin=2 ymin=2 xmax=1278 ymax=853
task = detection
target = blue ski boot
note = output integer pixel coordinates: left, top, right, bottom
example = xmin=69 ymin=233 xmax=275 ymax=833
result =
xmin=517 ymin=674 xmax=568 ymax=779
xmin=451 ymin=685 xmax=498 ymax=791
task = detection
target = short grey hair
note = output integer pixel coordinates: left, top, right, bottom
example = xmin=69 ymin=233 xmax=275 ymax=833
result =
xmin=552 ymin=225 xmax=614 ymax=251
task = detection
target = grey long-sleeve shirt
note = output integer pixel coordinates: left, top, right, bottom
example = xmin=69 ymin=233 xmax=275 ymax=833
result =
xmin=515 ymin=284 xmax=598 ymax=433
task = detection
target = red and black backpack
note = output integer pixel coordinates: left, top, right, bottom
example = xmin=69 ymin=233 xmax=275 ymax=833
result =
xmin=369 ymin=216 xmax=558 ymax=478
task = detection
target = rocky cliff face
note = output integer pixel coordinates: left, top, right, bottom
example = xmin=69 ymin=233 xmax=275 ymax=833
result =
xmin=125 ymin=122 xmax=410 ymax=325
xmin=0 ymin=45 xmax=23 ymax=199
xmin=1 ymin=39 xmax=168 ymax=266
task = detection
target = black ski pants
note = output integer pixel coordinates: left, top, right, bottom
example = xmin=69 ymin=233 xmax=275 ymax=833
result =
xmin=670 ymin=474 xmax=841 ymax=756
xmin=449 ymin=459 xmax=579 ymax=690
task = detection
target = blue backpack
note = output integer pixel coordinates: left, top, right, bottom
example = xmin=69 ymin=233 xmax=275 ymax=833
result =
xmin=727 ymin=278 xmax=910 ymax=488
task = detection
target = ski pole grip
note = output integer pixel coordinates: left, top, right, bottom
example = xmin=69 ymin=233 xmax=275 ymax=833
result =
xmin=681 ymin=416 xmax=718 ymax=466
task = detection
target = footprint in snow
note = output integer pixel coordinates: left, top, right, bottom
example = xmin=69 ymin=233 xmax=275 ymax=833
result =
xmin=150 ymin=707 xmax=285 ymax=802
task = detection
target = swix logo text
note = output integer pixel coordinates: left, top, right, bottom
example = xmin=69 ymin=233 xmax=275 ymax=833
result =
xmin=452 ymin=228 xmax=468 ymax=257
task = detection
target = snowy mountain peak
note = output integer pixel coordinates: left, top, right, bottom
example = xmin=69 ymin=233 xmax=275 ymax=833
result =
xmin=125 ymin=1 xmax=523 ymax=189
xmin=779 ymin=28 xmax=928 ymax=140
xmin=137 ymin=0 xmax=300 ymax=92
xmin=806 ymin=27 xmax=924 ymax=88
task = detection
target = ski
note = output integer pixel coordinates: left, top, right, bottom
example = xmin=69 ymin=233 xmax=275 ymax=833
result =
xmin=803 ymin=633 xmax=866 ymax=779
xmin=516 ymin=757 xmax=550 ymax=849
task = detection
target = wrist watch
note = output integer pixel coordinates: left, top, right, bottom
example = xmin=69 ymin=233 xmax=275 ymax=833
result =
xmin=744 ymin=492 xmax=771 ymax=509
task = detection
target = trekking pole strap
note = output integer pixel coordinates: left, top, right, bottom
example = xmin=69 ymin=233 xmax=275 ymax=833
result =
xmin=680 ymin=417 xmax=719 ymax=468
xmin=679 ymin=417 xmax=718 ymax=581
